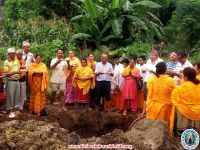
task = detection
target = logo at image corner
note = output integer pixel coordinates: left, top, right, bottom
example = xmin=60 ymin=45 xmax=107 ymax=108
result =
xmin=181 ymin=129 xmax=199 ymax=150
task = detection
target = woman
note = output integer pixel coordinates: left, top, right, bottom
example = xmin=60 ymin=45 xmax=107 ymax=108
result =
xmin=146 ymin=62 xmax=175 ymax=125
xmin=120 ymin=58 xmax=141 ymax=116
xmin=170 ymin=67 xmax=200 ymax=136
xmin=0 ymin=68 xmax=5 ymax=101
xmin=72 ymin=59 xmax=95 ymax=109
xmin=87 ymin=53 xmax=97 ymax=110
xmin=195 ymin=61 xmax=200 ymax=80
xmin=64 ymin=50 xmax=81 ymax=107
xmin=28 ymin=54 xmax=48 ymax=116
xmin=87 ymin=53 xmax=97 ymax=70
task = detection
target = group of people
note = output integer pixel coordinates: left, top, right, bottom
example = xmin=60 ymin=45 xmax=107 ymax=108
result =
xmin=0 ymin=40 xmax=200 ymax=136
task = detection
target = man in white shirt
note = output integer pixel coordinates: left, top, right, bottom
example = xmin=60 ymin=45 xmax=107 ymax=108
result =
xmin=22 ymin=40 xmax=34 ymax=70
xmin=137 ymin=55 xmax=146 ymax=79
xmin=168 ymin=51 xmax=193 ymax=85
xmin=142 ymin=50 xmax=163 ymax=115
xmin=50 ymin=49 xmax=68 ymax=110
xmin=95 ymin=53 xmax=114 ymax=111
xmin=113 ymin=55 xmax=124 ymax=90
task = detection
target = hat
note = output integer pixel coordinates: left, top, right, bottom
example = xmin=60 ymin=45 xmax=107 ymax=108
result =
xmin=23 ymin=40 xmax=30 ymax=47
xmin=7 ymin=48 xmax=16 ymax=54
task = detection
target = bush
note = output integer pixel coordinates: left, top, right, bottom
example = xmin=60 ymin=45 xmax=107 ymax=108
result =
xmin=0 ymin=16 xmax=75 ymax=50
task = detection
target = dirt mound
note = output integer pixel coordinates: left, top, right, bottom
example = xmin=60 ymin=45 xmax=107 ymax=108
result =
xmin=0 ymin=118 xmax=183 ymax=150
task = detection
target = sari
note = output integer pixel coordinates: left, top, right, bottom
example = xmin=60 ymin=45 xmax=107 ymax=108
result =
xmin=64 ymin=57 xmax=80 ymax=104
xmin=119 ymin=66 xmax=140 ymax=112
xmin=72 ymin=66 xmax=95 ymax=103
xmin=170 ymin=81 xmax=200 ymax=135
xmin=197 ymin=74 xmax=200 ymax=80
xmin=146 ymin=75 xmax=175 ymax=125
xmin=0 ymin=69 xmax=5 ymax=100
xmin=28 ymin=63 xmax=48 ymax=114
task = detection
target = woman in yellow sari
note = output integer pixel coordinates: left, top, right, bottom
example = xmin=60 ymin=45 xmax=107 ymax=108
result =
xmin=64 ymin=50 xmax=80 ymax=107
xmin=194 ymin=61 xmax=200 ymax=80
xmin=72 ymin=59 xmax=95 ymax=109
xmin=170 ymin=67 xmax=200 ymax=136
xmin=146 ymin=62 xmax=175 ymax=125
xmin=28 ymin=54 xmax=48 ymax=116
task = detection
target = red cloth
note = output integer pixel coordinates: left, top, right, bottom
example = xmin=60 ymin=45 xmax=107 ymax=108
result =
xmin=74 ymin=87 xmax=89 ymax=103
xmin=119 ymin=78 xmax=138 ymax=112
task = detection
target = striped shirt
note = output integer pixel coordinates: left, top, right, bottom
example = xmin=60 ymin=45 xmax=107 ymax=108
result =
xmin=167 ymin=61 xmax=178 ymax=71
xmin=3 ymin=58 xmax=20 ymax=80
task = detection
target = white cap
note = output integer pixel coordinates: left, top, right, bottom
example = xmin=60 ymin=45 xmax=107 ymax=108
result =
xmin=23 ymin=40 xmax=30 ymax=47
xmin=7 ymin=48 xmax=16 ymax=54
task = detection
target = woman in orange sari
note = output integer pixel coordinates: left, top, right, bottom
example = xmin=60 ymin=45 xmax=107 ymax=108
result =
xmin=195 ymin=61 xmax=200 ymax=80
xmin=146 ymin=62 xmax=175 ymax=125
xmin=72 ymin=59 xmax=95 ymax=109
xmin=120 ymin=58 xmax=141 ymax=116
xmin=170 ymin=67 xmax=200 ymax=136
xmin=28 ymin=54 xmax=48 ymax=116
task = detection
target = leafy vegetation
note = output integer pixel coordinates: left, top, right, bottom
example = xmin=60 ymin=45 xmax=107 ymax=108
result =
xmin=0 ymin=0 xmax=199 ymax=64
xmin=71 ymin=0 xmax=163 ymax=48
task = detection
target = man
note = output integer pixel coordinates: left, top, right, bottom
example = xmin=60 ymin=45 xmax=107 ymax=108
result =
xmin=22 ymin=40 xmax=34 ymax=101
xmin=22 ymin=40 xmax=34 ymax=69
xmin=171 ymin=51 xmax=193 ymax=85
xmin=50 ymin=49 xmax=68 ymax=110
xmin=142 ymin=50 xmax=163 ymax=115
xmin=166 ymin=52 xmax=178 ymax=71
xmin=3 ymin=48 xmax=21 ymax=118
xmin=95 ymin=53 xmax=114 ymax=112
xmin=16 ymin=49 xmax=26 ymax=110
xmin=143 ymin=50 xmax=164 ymax=95
xmin=137 ymin=55 xmax=146 ymax=79
xmin=113 ymin=55 xmax=124 ymax=90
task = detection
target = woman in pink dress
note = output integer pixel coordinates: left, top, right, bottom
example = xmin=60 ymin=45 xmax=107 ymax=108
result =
xmin=120 ymin=58 xmax=141 ymax=116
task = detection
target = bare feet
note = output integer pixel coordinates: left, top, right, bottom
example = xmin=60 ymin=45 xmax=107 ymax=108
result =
xmin=123 ymin=110 xmax=127 ymax=116
xmin=62 ymin=106 xmax=68 ymax=111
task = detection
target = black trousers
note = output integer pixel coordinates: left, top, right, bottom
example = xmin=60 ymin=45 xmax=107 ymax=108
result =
xmin=95 ymin=81 xmax=111 ymax=105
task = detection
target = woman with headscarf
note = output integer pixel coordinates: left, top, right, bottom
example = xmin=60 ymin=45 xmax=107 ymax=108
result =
xmin=28 ymin=54 xmax=48 ymax=116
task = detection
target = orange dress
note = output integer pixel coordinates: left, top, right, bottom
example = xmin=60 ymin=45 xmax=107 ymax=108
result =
xmin=28 ymin=63 xmax=48 ymax=114
xmin=146 ymin=75 xmax=175 ymax=125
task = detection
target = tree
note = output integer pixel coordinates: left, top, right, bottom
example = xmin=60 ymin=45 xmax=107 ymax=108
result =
xmin=71 ymin=0 xmax=163 ymax=49
xmin=164 ymin=0 xmax=200 ymax=51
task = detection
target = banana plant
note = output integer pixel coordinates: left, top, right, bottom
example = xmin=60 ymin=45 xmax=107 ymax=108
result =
xmin=71 ymin=0 xmax=163 ymax=47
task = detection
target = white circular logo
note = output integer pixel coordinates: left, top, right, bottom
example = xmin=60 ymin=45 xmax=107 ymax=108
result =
xmin=181 ymin=129 xmax=199 ymax=150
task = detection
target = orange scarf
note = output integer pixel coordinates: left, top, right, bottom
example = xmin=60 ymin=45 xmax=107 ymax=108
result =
xmin=170 ymin=81 xmax=200 ymax=134
xmin=65 ymin=57 xmax=81 ymax=79
xmin=28 ymin=63 xmax=48 ymax=92
xmin=122 ymin=66 xmax=137 ymax=80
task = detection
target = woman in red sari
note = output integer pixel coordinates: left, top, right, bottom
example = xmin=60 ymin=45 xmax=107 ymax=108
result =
xmin=72 ymin=59 xmax=95 ymax=109
xmin=120 ymin=58 xmax=141 ymax=116
xmin=0 ymin=68 xmax=5 ymax=101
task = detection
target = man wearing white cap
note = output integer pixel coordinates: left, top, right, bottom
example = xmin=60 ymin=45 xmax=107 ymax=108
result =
xmin=22 ymin=40 xmax=34 ymax=102
xmin=22 ymin=40 xmax=34 ymax=69
xmin=3 ymin=48 xmax=21 ymax=118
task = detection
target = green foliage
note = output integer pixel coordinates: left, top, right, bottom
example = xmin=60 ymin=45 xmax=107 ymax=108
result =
xmin=109 ymin=42 xmax=152 ymax=60
xmin=3 ymin=0 xmax=50 ymax=20
xmin=71 ymin=0 xmax=163 ymax=48
xmin=0 ymin=17 xmax=75 ymax=50
xmin=164 ymin=0 xmax=200 ymax=51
